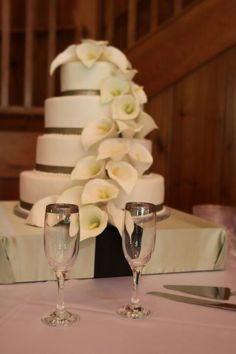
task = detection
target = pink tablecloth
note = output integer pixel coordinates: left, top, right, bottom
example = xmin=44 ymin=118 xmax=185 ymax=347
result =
xmin=0 ymin=256 xmax=236 ymax=354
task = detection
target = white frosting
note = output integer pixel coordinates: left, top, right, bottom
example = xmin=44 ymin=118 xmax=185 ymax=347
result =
xmin=36 ymin=134 xmax=86 ymax=167
xmin=115 ymin=174 xmax=164 ymax=208
xmin=36 ymin=134 xmax=152 ymax=168
xmin=20 ymin=170 xmax=164 ymax=209
xmin=61 ymin=61 xmax=115 ymax=92
xmin=45 ymin=96 xmax=110 ymax=129
xmin=20 ymin=170 xmax=77 ymax=205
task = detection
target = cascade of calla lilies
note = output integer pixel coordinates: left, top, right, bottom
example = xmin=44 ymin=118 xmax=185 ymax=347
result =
xmin=27 ymin=39 xmax=158 ymax=241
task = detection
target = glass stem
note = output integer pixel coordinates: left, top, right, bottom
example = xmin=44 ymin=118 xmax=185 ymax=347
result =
xmin=56 ymin=271 xmax=66 ymax=314
xmin=131 ymin=268 xmax=141 ymax=308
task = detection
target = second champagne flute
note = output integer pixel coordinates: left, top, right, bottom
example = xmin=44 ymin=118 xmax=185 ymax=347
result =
xmin=117 ymin=202 xmax=157 ymax=319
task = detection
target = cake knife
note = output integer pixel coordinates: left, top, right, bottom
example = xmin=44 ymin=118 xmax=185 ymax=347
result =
xmin=163 ymin=285 xmax=236 ymax=300
xmin=147 ymin=291 xmax=236 ymax=311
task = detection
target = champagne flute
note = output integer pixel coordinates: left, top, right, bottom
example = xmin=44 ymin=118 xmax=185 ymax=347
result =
xmin=41 ymin=203 xmax=80 ymax=327
xmin=117 ymin=202 xmax=157 ymax=319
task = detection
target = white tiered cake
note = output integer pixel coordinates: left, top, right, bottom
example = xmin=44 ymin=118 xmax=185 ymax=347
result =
xmin=19 ymin=40 xmax=164 ymax=235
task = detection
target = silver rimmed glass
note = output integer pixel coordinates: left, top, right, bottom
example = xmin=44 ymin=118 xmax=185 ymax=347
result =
xmin=117 ymin=202 xmax=157 ymax=319
xmin=41 ymin=203 xmax=80 ymax=327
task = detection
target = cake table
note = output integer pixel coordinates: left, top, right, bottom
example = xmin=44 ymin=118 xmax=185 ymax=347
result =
xmin=0 ymin=201 xmax=227 ymax=284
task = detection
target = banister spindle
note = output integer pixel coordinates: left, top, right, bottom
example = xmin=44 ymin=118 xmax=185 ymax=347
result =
xmin=1 ymin=0 xmax=11 ymax=107
xmin=47 ymin=0 xmax=57 ymax=97
xmin=127 ymin=0 xmax=137 ymax=47
xmin=150 ymin=0 xmax=158 ymax=32
xmin=24 ymin=0 xmax=35 ymax=107
xmin=105 ymin=0 xmax=114 ymax=43
xmin=174 ymin=0 xmax=182 ymax=16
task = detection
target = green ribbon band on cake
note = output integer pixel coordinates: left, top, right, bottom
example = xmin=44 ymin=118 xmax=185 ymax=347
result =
xmin=35 ymin=164 xmax=73 ymax=174
xmin=61 ymin=89 xmax=100 ymax=96
xmin=19 ymin=199 xmax=163 ymax=213
xmin=20 ymin=200 xmax=33 ymax=211
xmin=44 ymin=127 xmax=83 ymax=134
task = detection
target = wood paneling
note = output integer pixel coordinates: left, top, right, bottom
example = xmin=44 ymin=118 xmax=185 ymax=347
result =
xmin=169 ymin=54 xmax=227 ymax=210
xmin=221 ymin=47 xmax=236 ymax=205
xmin=146 ymin=87 xmax=173 ymax=203
xmin=0 ymin=132 xmax=39 ymax=177
xmin=146 ymin=48 xmax=236 ymax=212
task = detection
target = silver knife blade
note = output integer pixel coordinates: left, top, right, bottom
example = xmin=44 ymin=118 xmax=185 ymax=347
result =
xmin=147 ymin=291 xmax=236 ymax=311
xmin=164 ymin=285 xmax=232 ymax=300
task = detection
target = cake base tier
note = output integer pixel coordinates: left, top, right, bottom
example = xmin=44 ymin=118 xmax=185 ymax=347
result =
xmin=19 ymin=170 xmax=164 ymax=211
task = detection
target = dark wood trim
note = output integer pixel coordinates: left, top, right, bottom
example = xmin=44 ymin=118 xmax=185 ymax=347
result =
xmin=0 ymin=106 xmax=44 ymax=115
xmin=127 ymin=0 xmax=236 ymax=97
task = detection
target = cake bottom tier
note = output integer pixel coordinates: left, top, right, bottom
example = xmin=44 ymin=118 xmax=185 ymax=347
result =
xmin=19 ymin=170 xmax=164 ymax=212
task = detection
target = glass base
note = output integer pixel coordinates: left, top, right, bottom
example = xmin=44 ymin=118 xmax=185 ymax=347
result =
xmin=41 ymin=310 xmax=79 ymax=327
xmin=117 ymin=303 xmax=150 ymax=319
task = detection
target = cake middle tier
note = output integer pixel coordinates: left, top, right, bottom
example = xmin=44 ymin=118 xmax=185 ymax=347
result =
xmin=35 ymin=134 xmax=152 ymax=171
xmin=45 ymin=96 xmax=110 ymax=130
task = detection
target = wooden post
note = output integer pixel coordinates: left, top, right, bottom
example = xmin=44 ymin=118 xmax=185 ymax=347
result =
xmin=24 ymin=0 xmax=35 ymax=107
xmin=127 ymin=0 xmax=137 ymax=47
xmin=174 ymin=0 xmax=182 ymax=16
xmin=1 ymin=0 xmax=11 ymax=107
xmin=47 ymin=0 xmax=57 ymax=97
xmin=150 ymin=0 xmax=158 ymax=31
xmin=74 ymin=0 xmax=101 ymax=40
xmin=105 ymin=0 xmax=114 ymax=43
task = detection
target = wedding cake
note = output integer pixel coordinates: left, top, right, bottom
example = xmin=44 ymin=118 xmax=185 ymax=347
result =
xmin=18 ymin=40 xmax=164 ymax=238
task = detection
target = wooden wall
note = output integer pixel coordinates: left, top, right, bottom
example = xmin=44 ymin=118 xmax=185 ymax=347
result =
xmin=147 ymin=45 xmax=236 ymax=212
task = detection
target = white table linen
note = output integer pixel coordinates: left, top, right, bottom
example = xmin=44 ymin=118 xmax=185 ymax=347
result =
xmin=0 ymin=256 xmax=236 ymax=354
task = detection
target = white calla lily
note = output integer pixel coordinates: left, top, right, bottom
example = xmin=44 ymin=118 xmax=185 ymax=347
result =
xmin=50 ymin=45 xmax=77 ymax=75
xmin=81 ymin=118 xmax=117 ymax=151
xmin=131 ymin=83 xmax=147 ymax=104
xmin=75 ymin=42 xmax=103 ymax=68
xmin=136 ymin=111 xmax=158 ymax=138
xmin=114 ymin=68 xmax=138 ymax=81
xmin=97 ymin=138 xmax=129 ymax=161
xmin=103 ymin=45 xmax=130 ymax=72
xmin=80 ymin=205 xmax=108 ymax=240
xmin=128 ymin=142 xmax=153 ymax=175
xmin=56 ymin=185 xmax=83 ymax=205
xmin=100 ymin=76 xmax=130 ymax=104
xmin=82 ymin=39 xmax=108 ymax=46
xmin=112 ymin=94 xmax=140 ymax=121
xmin=106 ymin=202 xmax=124 ymax=236
xmin=116 ymin=120 xmax=143 ymax=138
xmin=106 ymin=160 xmax=138 ymax=194
xmin=81 ymin=179 xmax=119 ymax=204
xmin=26 ymin=195 xmax=58 ymax=227
xmin=71 ymin=156 xmax=105 ymax=181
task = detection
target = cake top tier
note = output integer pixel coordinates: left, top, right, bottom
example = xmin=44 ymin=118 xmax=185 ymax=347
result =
xmin=50 ymin=39 xmax=138 ymax=93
